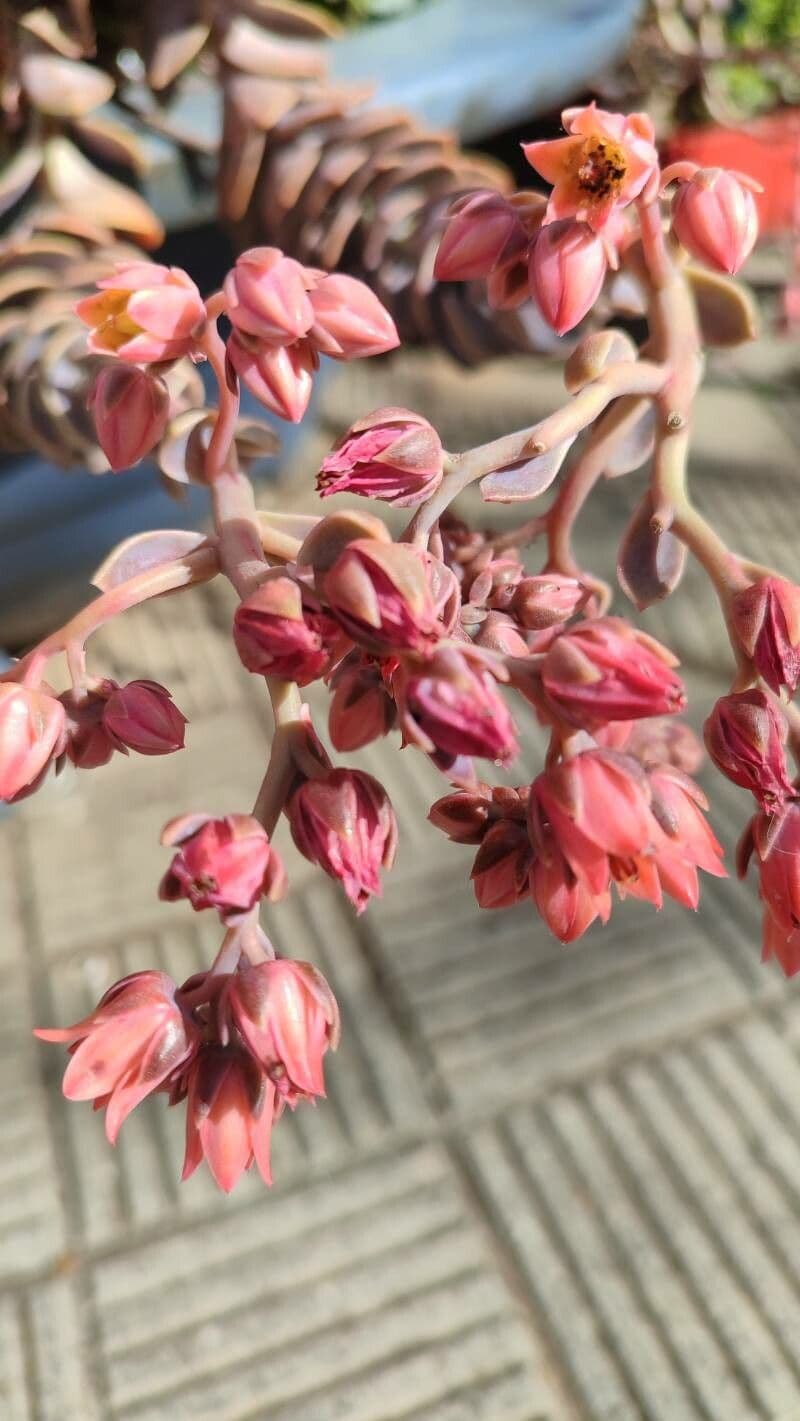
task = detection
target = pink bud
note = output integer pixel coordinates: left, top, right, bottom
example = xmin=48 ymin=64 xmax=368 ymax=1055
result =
xmin=307 ymin=274 xmax=399 ymax=360
xmin=76 ymin=262 xmax=205 ymax=363
xmin=317 ymin=407 xmax=443 ymax=507
xmin=60 ymin=685 xmax=117 ymax=770
xmin=181 ymin=1046 xmax=276 ymax=1192
xmin=226 ymin=333 xmax=316 ymax=423
xmin=233 ymin=576 xmax=338 ymax=686
xmin=35 ymin=971 xmax=197 ymax=1143
xmin=223 ymin=247 xmax=315 ymax=345
xmin=0 ymin=683 xmax=65 ymax=801
xmin=742 ymin=803 xmax=800 ymax=962
xmin=511 ymin=575 xmax=586 ymax=630
xmin=528 ymin=219 xmax=607 ymax=334
xmin=225 ymin=958 xmax=339 ymax=1102
xmin=429 ymin=785 xmax=493 ymax=844
xmin=731 ymin=576 xmax=800 ymax=693
xmin=328 ymin=654 xmax=396 ymax=752
xmin=103 ymin=680 xmax=187 ymax=755
xmin=324 ymin=538 xmax=438 ymax=655
xmin=704 ymin=691 xmax=792 ymax=808
xmin=624 ymin=716 xmax=705 ymax=774
xmin=434 ymin=190 xmax=528 ymax=282
xmin=397 ymin=646 xmax=518 ymax=765
xmin=287 ymin=768 xmax=397 ymax=913
xmin=160 ymin=814 xmax=287 ymax=915
xmin=89 ymin=365 xmax=170 ymax=471
xmin=671 ymin=169 xmax=758 ymax=275
xmin=471 ymin=819 xmax=532 ymax=909
xmin=539 ymin=618 xmax=686 ymax=727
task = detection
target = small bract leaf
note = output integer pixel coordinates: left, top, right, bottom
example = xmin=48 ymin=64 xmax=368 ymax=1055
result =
xmin=479 ymin=436 xmax=575 ymax=504
xmin=617 ymin=496 xmax=687 ymax=610
xmin=686 ymin=265 xmax=759 ymax=348
xmin=92 ymin=530 xmax=210 ymax=591
xmin=605 ymin=400 xmax=656 ymax=478
xmin=564 ymin=329 xmax=638 ymax=394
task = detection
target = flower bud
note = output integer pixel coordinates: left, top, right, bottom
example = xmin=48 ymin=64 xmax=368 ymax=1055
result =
xmin=0 ymin=683 xmax=65 ymax=801
xmin=223 ymin=247 xmax=314 ymax=345
xmin=530 ymin=834 xmax=611 ymax=942
xmin=398 ymin=646 xmax=518 ymax=765
xmin=435 ymin=190 xmax=529 ymax=281
xmin=60 ymin=685 xmax=117 ymax=770
xmin=160 ymin=814 xmax=286 ymax=915
xmin=307 ymin=274 xmax=399 ymax=360
xmin=233 ymin=576 xmax=338 ymax=686
xmin=671 ymin=169 xmax=758 ymax=276
xmin=625 ymin=716 xmax=704 ymax=774
xmin=76 ymin=262 xmax=205 ymax=363
xmin=181 ymin=1046 xmax=276 ymax=1191
xmin=528 ymin=219 xmax=607 ymax=334
xmin=287 ymin=768 xmax=397 ymax=912
xmin=317 ymin=408 xmax=443 ymax=507
xmin=226 ymin=334 xmax=316 ymax=423
xmin=324 ymin=538 xmax=438 ymax=655
xmin=226 ymin=958 xmax=339 ymax=1101
xmin=539 ymin=618 xmax=686 ymax=727
xmin=511 ymin=575 xmax=586 ymax=630
xmin=103 ymin=680 xmax=187 ymax=755
xmin=428 ymin=785 xmax=492 ymax=844
xmin=704 ymin=690 xmax=792 ymax=808
xmin=297 ymin=510 xmax=390 ymax=577
xmin=731 ymin=576 xmax=800 ymax=694
xmin=473 ymin=611 xmax=529 ymax=656
xmin=471 ymin=819 xmax=533 ymax=909
xmin=89 ymin=366 xmax=170 ymax=472
xmin=328 ymin=655 xmax=396 ymax=752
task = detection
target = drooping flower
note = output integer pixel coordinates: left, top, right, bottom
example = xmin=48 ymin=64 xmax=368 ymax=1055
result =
xmin=103 ymin=679 xmax=187 ymax=756
xmin=731 ymin=576 xmax=800 ymax=694
xmin=530 ymin=831 xmax=612 ymax=942
xmin=643 ymin=765 xmax=726 ymax=910
xmin=528 ymin=219 xmax=608 ymax=334
xmin=323 ymin=538 xmax=439 ymax=655
xmin=530 ymin=748 xmax=654 ymax=896
xmin=670 ymin=168 xmax=758 ymax=276
xmin=181 ymin=1046 xmax=277 ymax=1192
xmin=739 ymin=802 xmax=800 ymax=977
xmin=397 ymin=646 xmax=518 ymax=765
xmin=226 ymin=334 xmax=317 ymax=424
xmin=89 ymin=365 xmax=170 ymax=471
xmin=538 ymin=618 xmax=686 ymax=727
xmin=224 ymin=958 xmax=339 ymax=1103
xmin=76 ymin=263 xmax=205 ymax=363
xmin=233 ymin=576 xmax=339 ymax=685
xmin=35 ymin=971 xmax=196 ymax=1143
xmin=159 ymin=814 xmax=286 ymax=915
xmin=522 ymin=104 xmax=658 ymax=231
xmin=287 ymin=768 xmax=397 ymax=912
xmin=327 ymin=653 xmax=397 ymax=752
xmin=470 ymin=819 xmax=533 ymax=909
xmin=0 ymin=683 xmax=65 ymax=801
xmin=318 ymin=408 xmax=443 ymax=507
xmin=704 ymin=690 xmax=792 ymax=809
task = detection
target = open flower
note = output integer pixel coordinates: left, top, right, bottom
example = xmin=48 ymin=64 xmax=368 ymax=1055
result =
xmin=160 ymin=814 xmax=286 ymax=915
xmin=739 ymin=802 xmax=800 ymax=977
xmin=318 ymin=408 xmax=443 ymax=507
xmin=530 ymin=748 xmax=654 ymax=896
xmin=225 ymin=958 xmax=339 ymax=1103
xmin=523 ymin=104 xmax=658 ymax=231
xmin=35 ymin=971 xmax=196 ymax=1143
xmin=181 ymin=1046 xmax=277 ymax=1192
xmin=76 ymin=263 xmax=205 ymax=363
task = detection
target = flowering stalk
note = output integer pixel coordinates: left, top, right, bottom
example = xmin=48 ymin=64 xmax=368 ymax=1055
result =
xmin=26 ymin=108 xmax=800 ymax=1195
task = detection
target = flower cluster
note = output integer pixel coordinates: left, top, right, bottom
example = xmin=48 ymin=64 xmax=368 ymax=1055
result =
xmin=17 ymin=99 xmax=800 ymax=1197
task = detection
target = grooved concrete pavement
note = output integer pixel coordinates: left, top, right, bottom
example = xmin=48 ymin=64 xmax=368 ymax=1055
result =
xmin=2 ymin=339 xmax=800 ymax=1419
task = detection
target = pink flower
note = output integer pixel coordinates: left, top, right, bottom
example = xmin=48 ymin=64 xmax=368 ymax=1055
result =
xmin=434 ymin=190 xmax=528 ymax=282
xmin=103 ymin=679 xmax=187 ymax=756
xmin=671 ymin=169 xmax=758 ymax=275
xmin=528 ymin=219 xmax=608 ymax=334
xmin=530 ymin=833 xmax=611 ymax=942
xmin=227 ymin=333 xmax=317 ymax=423
xmin=523 ymin=104 xmax=658 ymax=231
xmin=324 ymin=538 xmax=438 ymax=655
xmin=645 ymin=765 xmax=726 ymax=910
xmin=35 ymin=971 xmax=196 ymax=1143
xmin=740 ymin=802 xmax=800 ymax=976
xmin=731 ymin=577 xmax=800 ymax=694
xmin=223 ymin=247 xmax=315 ymax=345
xmin=539 ymin=618 xmax=686 ymax=727
xmin=181 ymin=1046 xmax=276 ymax=1192
xmin=0 ymin=683 xmax=65 ymax=801
xmin=76 ymin=262 xmax=205 ymax=363
xmin=511 ymin=575 xmax=586 ymax=630
xmin=307 ymin=274 xmax=399 ymax=360
xmin=233 ymin=576 xmax=339 ymax=685
xmin=60 ymin=686 xmax=117 ymax=770
xmin=160 ymin=814 xmax=287 ymax=915
xmin=318 ymin=407 xmax=443 ymax=507
xmin=327 ymin=654 xmax=397 ymax=752
xmin=88 ymin=365 xmax=170 ymax=471
xmin=287 ymin=768 xmax=397 ymax=912
xmin=396 ymin=646 xmax=518 ymax=765
xmin=225 ymin=958 xmax=339 ymax=1102
xmin=530 ymin=748 xmax=654 ymax=896
xmin=704 ymin=691 xmax=792 ymax=808
xmin=471 ymin=819 xmax=532 ymax=909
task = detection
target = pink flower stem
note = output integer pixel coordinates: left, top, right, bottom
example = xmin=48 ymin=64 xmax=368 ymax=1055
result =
xmin=404 ymin=360 xmax=666 ymax=548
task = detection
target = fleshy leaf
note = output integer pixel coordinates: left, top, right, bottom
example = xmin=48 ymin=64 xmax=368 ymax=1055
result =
xmin=686 ymin=266 xmax=759 ymax=348
xmin=92 ymin=530 xmax=210 ymax=591
xmin=479 ymin=436 xmax=575 ymax=504
xmin=605 ymin=400 xmax=656 ymax=478
xmin=617 ymin=496 xmax=687 ymax=610
xmin=20 ymin=54 xmax=115 ymax=118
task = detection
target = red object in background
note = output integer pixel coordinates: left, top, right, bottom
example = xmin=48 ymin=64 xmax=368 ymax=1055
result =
xmin=664 ymin=111 xmax=800 ymax=236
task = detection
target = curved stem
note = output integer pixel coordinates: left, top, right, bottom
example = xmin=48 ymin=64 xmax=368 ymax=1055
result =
xmin=199 ymin=324 xmax=241 ymax=483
